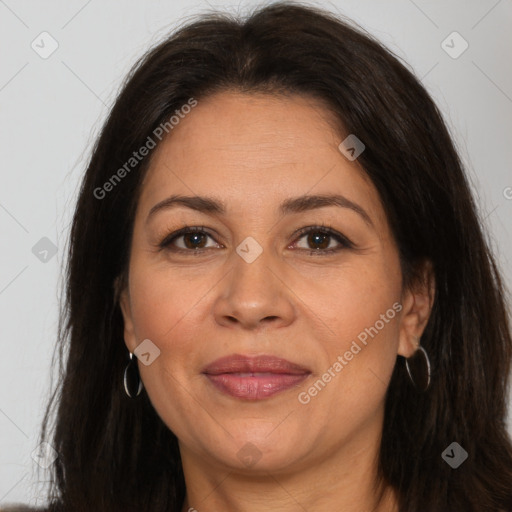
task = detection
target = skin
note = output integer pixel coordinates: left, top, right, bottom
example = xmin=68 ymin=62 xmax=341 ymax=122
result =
xmin=119 ymin=91 xmax=434 ymax=512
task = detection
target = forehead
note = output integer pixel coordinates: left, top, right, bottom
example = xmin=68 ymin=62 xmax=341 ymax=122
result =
xmin=147 ymin=92 xmax=342 ymax=172
xmin=138 ymin=91 xmax=383 ymax=224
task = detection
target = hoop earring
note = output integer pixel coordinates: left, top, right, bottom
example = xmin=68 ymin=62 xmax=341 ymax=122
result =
xmin=123 ymin=352 xmax=143 ymax=398
xmin=405 ymin=337 xmax=431 ymax=392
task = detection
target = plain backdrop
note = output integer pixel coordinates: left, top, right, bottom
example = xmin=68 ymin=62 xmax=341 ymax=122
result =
xmin=1 ymin=0 xmax=511 ymax=506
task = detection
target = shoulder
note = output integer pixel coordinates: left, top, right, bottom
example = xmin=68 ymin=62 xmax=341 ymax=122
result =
xmin=0 ymin=505 xmax=45 ymax=512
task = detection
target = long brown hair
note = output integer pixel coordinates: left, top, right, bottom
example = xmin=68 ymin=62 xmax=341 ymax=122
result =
xmin=35 ymin=2 xmax=512 ymax=511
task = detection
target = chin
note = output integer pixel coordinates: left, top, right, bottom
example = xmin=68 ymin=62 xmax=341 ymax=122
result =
xmin=204 ymin=420 xmax=313 ymax=474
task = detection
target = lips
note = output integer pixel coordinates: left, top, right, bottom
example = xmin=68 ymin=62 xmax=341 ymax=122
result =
xmin=202 ymin=354 xmax=311 ymax=400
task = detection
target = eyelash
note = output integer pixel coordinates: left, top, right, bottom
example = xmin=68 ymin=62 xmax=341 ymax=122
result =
xmin=158 ymin=223 xmax=354 ymax=256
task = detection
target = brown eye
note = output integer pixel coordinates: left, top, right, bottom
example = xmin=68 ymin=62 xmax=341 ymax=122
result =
xmin=182 ymin=232 xmax=208 ymax=249
xmin=292 ymin=226 xmax=353 ymax=254
xmin=159 ymin=227 xmax=221 ymax=252
xmin=306 ymin=231 xmax=331 ymax=250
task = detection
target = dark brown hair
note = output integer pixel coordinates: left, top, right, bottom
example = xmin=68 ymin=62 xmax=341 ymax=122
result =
xmin=31 ymin=2 xmax=512 ymax=511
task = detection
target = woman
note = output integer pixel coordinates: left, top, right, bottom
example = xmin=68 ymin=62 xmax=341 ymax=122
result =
xmin=3 ymin=2 xmax=511 ymax=511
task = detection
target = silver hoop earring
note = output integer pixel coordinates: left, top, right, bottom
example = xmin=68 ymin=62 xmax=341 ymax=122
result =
xmin=123 ymin=352 xmax=143 ymax=398
xmin=405 ymin=341 xmax=431 ymax=392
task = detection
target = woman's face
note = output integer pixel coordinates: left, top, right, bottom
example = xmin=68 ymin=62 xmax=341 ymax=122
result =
xmin=120 ymin=91 xmax=423 ymax=475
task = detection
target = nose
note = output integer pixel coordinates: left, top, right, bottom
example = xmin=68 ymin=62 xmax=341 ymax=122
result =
xmin=212 ymin=247 xmax=296 ymax=331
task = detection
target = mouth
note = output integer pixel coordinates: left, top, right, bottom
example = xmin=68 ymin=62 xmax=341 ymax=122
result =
xmin=202 ymin=354 xmax=311 ymax=400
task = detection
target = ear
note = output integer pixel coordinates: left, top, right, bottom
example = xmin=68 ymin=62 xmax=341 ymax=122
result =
xmin=115 ymin=275 xmax=137 ymax=353
xmin=397 ymin=260 xmax=435 ymax=358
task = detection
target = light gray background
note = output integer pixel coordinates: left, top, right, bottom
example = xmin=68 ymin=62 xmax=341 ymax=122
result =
xmin=1 ymin=0 xmax=511 ymax=506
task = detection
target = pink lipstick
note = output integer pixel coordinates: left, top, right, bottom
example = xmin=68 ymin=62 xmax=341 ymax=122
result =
xmin=202 ymin=354 xmax=311 ymax=400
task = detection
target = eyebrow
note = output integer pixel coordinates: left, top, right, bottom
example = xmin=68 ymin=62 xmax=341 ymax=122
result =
xmin=146 ymin=193 xmax=373 ymax=227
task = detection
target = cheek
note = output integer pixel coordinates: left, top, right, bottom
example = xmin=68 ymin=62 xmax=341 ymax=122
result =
xmin=292 ymin=254 xmax=402 ymax=344
xmin=126 ymin=254 xmax=222 ymax=391
xmin=295 ymin=273 xmax=401 ymax=434
xmin=291 ymin=254 xmax=402 ymax=407
xmin=127 ymin=257 xmax=212 ymax=342
xmin=126 ymin=263 xmax=209 ymax=428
